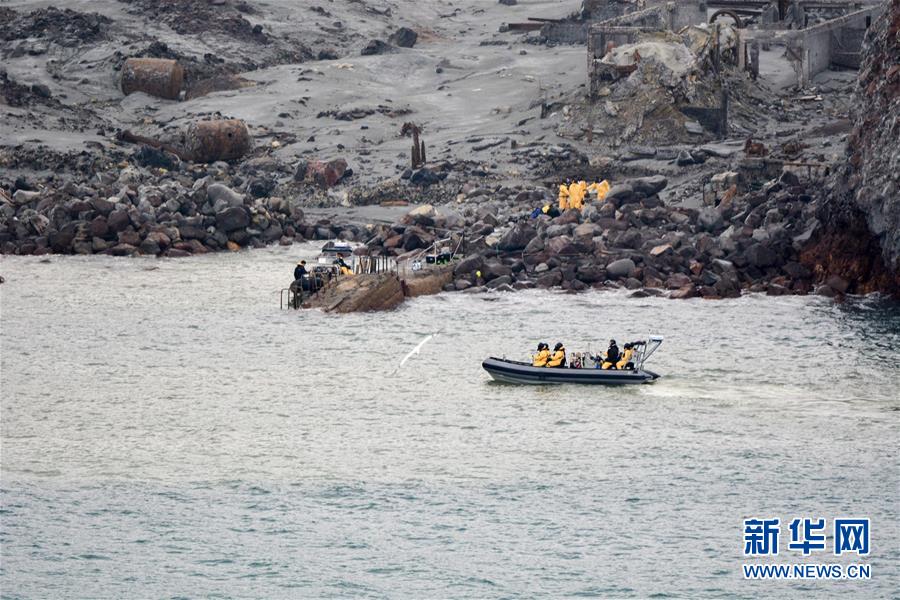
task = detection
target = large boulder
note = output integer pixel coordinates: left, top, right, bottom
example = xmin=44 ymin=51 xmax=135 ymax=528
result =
xmin=297 ymin=158 xmax=349 ymax=188
xmin=207 ymin=183 xmax=244 ymax=207
xmin=409 ymin=168 xmax=443 ymax=187
xmin=744 ymin=242 xmax=778 ymax=268
xmin=215 ymin=206 xmax=250 ymax=232
xmin=107 ymin=209 xmax=130 ymax=232
xmin=606 ymin=257 xmax=635 ymax=278
xmin=605 ymin=184 xmax=634 ymax=204
xmin=388 ymin=27 xmax=417 ymax=48
xmin=496 ymin=223 xmax=536 ymax=251
xmin=307 ymin=272 xmax=405 ymax=313
xmin=404 ymin=268 xmax=453 ymax=297
xmin=454 ymin=254 xmax=485 ymax=275
xmin=361 ymin=39 xmax=391 ymax=56
xmin=629 ymin=175 xmax=667 ymax=196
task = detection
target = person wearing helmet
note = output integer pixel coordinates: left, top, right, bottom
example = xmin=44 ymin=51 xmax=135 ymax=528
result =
xmin=602 ymin=339 xmax=620 ymax=369
xmin=616 ymin=343 xmax=634 ymax=370
xmin=532 ymin=342 xmax=550 ymax=367
xmin=547 ymin=342 xmax=567 ymax=368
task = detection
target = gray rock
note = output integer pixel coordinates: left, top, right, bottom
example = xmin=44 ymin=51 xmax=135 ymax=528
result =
xmin=545 ymin=224 xmax=571 ymax=238
xmin=825 ymin=275 xmax=850 ymax=294
xmin=576 ymin=265 xmax=604 ymax=283
xmin=487 ymin=275 xmax=513 ymax=288
xmin=744 ymin=242 xmax=778 ymax=268
xmin=207 ymin=183 xmax=244 ymax=207
xmin=215 ymin=206 xmax=250 ymax=232
xmin=697 ymin=207 xmax=724 ymax=232
xmin=496 ymin=223 xmax=536 ymax=251
xmin=454 ymin=254 xmax=485 ymax=275
xmin=12 ymin=189 xmax=40 ymax=205
xmin=676 ymin=150 xmax=695 ymax=166
xmin=629 ymin=175 xmax=667 ymax=196
xmin=606 ymin=258 xmax=635 ymax=278
xmin=107 ymin=209 xmax=131 ymax=232
xmin=573 ymin=223 xmax=601 ymax=238
xmin=388 ymin=27 xmax=417 ymax=48
xmin=605 ymin=184 xmax=634 ymax=203
xmin=524 ymin=236 xmax=544 ymax=254
xmin=139 ymin=238 xmax=161 ymax=255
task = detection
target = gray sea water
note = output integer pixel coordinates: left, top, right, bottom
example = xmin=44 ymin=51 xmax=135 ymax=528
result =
xmin=2 ymin=245 xmax=899 ymax=599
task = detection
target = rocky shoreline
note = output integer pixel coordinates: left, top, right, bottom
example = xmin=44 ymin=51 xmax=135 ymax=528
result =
xmin=0 ymin=152 xmax=878 ymax=301
xmin=2 ymin=0 xmax=898 ymax=302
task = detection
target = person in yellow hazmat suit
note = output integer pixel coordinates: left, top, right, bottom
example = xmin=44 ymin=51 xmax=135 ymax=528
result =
xmin=588 ymin=180 xmax=611 ymax=202
xmin=616 ymin=343 xmax=634 ymax=370
xmin=558 ymin=183 xmax=570 ymax=211
xmin=547 ymin=342 xmax=567 ymax=368
xmin=568 ymin=180 xmax=587 ymax=210
xmin=532 ymin=343 xmax=550 ymax=367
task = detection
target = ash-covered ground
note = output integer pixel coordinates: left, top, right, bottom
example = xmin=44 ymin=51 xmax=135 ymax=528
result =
xmin=1 ymin=0 xmax=896 ymax=299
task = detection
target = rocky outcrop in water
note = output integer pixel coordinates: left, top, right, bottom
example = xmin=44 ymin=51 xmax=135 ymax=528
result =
xmin=302 ymin=267 xmax=452 ymax=313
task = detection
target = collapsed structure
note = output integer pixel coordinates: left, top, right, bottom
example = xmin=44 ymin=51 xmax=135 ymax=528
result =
xmin=586 ymin=0 xmax=885 ymax=90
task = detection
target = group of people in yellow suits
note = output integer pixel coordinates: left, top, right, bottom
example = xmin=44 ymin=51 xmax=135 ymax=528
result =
xmin=532 ymin=342 xmax=566 ymax=368
xmin=531 ymin=339 xmax=639 ymax=370
xmin=558 ymin=180 xmax=610 ymax=211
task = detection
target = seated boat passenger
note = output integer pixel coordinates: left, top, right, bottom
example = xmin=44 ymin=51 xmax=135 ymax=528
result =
xmin=616 ymin=343 xmax=635 ymax=370
xmin=602 ymin=339 xmax=620 ymax=369
xmin=532 ymin=343 xmax=550 ymax=367
xmin=334 ymin=253 xmax=353 ymax=276
xmin=547 ymin=342 xmax=567 ymax=368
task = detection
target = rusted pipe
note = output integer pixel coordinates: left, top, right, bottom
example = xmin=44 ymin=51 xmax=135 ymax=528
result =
xmin=121 ymin=58 xmax=184 ymax=100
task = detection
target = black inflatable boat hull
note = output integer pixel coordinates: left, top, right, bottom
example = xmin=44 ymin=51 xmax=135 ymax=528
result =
xmin=482 ymin=357 xmax=659 ymax=385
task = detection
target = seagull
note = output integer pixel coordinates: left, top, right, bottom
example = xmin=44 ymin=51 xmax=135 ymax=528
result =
xmin=393 ymin=331 xmax=439 ymax=374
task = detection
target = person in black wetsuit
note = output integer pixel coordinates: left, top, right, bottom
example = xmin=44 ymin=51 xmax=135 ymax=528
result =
xmin=602 ymin=339 xmax=620 ymax=369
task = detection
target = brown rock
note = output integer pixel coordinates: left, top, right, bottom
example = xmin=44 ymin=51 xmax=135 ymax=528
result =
xmin=307 ymin=272 xmax=405 ymax=313
xmin=403 ymin=268 xmax=453 ymax=297
xmin=669 ymin=285 xmax=697 ymax=299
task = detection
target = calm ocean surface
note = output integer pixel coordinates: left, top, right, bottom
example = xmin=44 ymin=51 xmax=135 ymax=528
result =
xmin=2 ymin=245 xmax=898 ymax=598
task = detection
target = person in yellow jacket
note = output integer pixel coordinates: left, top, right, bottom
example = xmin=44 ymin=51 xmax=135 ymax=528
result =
xmin=568 ymin=180 xmax=587 ymax=210
xmin=547 ymin=342 xmax=567 ymax=368
xmin=334 ymin=253 xmax=354 ymax=276
xmin=588 ymin=180 xmax=611 ymax=202
xmin=532 ymin=342 xmax=550 ymax=367
xmin=616 ymin=343 xmax=634 ymax=370
xmin=558 ymin=183 xmax=570 ymax=211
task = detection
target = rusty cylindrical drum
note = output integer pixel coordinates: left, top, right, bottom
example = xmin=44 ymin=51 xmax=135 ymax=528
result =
xmin=121 ymin=58 xmax=184 ymax=100
xmin=183 ymin=119 xmax=252 ymax=163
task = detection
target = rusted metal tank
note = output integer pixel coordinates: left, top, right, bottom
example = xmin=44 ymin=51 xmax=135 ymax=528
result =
xmin=182 ymin=119 xmax=252 ymax=163
xmin=121 ymin=58 xmax=184 ymax=100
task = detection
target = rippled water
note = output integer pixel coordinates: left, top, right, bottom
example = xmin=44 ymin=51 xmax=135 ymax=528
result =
xmin=2 ymin=246 xmax=899 ymax=598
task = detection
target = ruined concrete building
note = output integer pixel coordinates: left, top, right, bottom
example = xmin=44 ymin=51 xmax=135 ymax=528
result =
xmin=586 ymin=0 xmax=885 ymax=93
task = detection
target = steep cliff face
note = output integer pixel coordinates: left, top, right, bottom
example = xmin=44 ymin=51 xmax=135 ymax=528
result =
xmin=808 ymin=1 xmax=900 ymax=294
